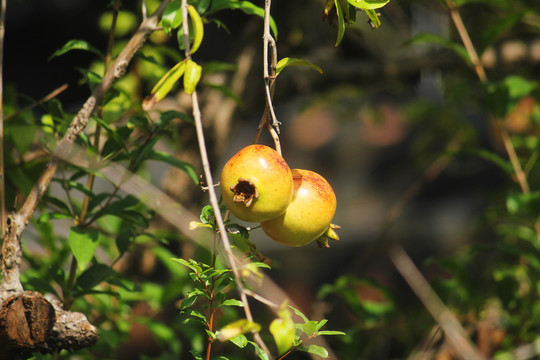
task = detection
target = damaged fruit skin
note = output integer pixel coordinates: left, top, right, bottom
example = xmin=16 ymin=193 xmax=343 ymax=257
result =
xmin=261 ymin=169 xmax=337 ymax=247
xmin=220 ymin=144 xmax=293 ymax=222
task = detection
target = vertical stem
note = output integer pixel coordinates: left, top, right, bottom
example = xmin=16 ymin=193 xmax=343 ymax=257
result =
xmin=447 ymin=2 xmax=486 ymax=83
xmin=180 ymin=2 xmax=271 ymax=356
xmin=0 ymin=0 xmax=6 ymax=241
xmin=254 ymin=0 xmax=281 ymax=154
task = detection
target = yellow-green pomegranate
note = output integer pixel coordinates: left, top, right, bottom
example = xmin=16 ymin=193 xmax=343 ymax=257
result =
xmin=261 ymin=169 xmax=337 ymax=247
xmin=220 ymin=145 xmax=293 ymax=222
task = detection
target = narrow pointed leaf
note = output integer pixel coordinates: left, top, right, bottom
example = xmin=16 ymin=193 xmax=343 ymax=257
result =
xmin=347 ymin=0 xmax=389 ymax=10
xmin=49 ymin=39 xmax=103 ymax=60
xmin=187 ymin=5 xmax=204 ymax=54
xmin=184 ymin=59 xmax=202 ymax=95
xmin=276 ymin=57 xmax=323 ymax=76
xmin=334 ymin=0 xmax=346 ymax=46
xmin=68 ymin=227 xmax=100 ymax=271
xmin=145 ymin=149 xmax=199 ymax=184
xmin=142 ymin=60 xmax=186 ymax=111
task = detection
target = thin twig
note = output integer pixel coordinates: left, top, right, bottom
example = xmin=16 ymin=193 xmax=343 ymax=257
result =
xmin=254 ymin=0 xmax=280 ymax=150
xmin=389 ymin=245 xmax=485 ymax=360
xmin=4 ymin=83 xmax=69 ymax=121
xmin=179 ymin=1 xmax=272 ymax=358
xmin=447 ymin=2 xmax=486 ymax=83
xmin=0 ymin=0 xmax=6 ymax=242
xmin=244 ymin=289 xmax=279 ymax=309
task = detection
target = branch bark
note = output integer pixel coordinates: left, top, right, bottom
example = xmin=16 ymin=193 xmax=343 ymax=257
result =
xmin=0 ymin=0 xmax=171 ymax=356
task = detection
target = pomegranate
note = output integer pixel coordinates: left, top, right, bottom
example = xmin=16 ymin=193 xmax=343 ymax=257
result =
xmin=220 ymin=145 xmax=293 ymax=222
xmin=261 ymin=169 xmax=338 ymax=247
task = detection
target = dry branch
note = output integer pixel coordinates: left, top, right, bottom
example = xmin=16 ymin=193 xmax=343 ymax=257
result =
xmin=0 ymin=1 xmax=171 ymax=357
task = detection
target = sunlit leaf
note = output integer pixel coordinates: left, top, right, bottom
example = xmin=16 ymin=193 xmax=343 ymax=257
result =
xmin=49 ymin=39 xmax=103 ymax=60
xmin=270 ymin=303 xmax=295 ymax=355
xmin=219 ymin=299 xmax=244 ymax=307
xmin=184 ymin=59 xmax=203 ymax=95
xmin=162 ymin=0 xmax=182 ymax=34
xmin=334 ymin=0 xmax=346 ymax=46
xmin=504 ymin=75 xmax=538 ymax=100
xmin=347 ymin=0 xmax=389 ymax=10
xmin=189 ymin=221 xmax=214 ymax=230
xmin=302 ymin=344 xmax=329 ymax=358
xmin=276 ymin=57 xmax=323 ymax=76
xmin=142 ymin=60 xmax=186 ymax=111
xmin=187 ymin=5 xmax=204 ymax=54
xmin=229 ymin=334 xmax=248 ymax=348
xmin=364 ymin=8 xmax=381 ymax=28
xmin=68 ymin=227 xmax=100 ymax=271
xmin=217 ymin=319 xmax=261 ymax=342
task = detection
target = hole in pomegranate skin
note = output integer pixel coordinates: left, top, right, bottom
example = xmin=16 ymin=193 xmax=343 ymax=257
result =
xmin=230 ymin=178 xmax=259 ymax=207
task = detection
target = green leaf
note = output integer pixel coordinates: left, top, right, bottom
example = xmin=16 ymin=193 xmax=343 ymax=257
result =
xmin=187 ymin=5 xmax=204 ymax=54
xmin=364 ymin=8 xmax=381 ymax=28
xmin=276 ymin=57 xmax=323 ymax=76
xmin=161 ymin=0 xmax=182 ymax=34
xmin=270 ymin=304 xmax=295 ymax=355
xmin=479 ymin=11 xmax=526 ymax=52
xmin=145 ymin=149 xmax=199 ymax=184
xmin=209 ymin=0 xmax=278 ymax=39
xmin=289 ymin=305 xmax=309 ymax=323
xmin=302 ymin=344 xmax=329 ymax=358
xmin=189 ymin=350 xmax=204 ymax=360
xmin=457 ymin=147 xmax=514 ymax=175
xmin=180 ymin=294 xmax=199 ymax=311
xmin=172 ymin=258 xmax=203 ymax=274
xmin=334 ymin=0 xmax=346 ymax=46
xmin=49 ymin=39 xmax=103 ymax=60
xmin=189 ymin=221 xmax=214 ymax=230
xmin=301 ymin=321 xmax=319 ymax=337
xmin=75 ymin=263 xmax=111 ymax=292
xmin=156 ymin=110 xmax=194 ymax=130
xmin=406 ymin=33 xmax=470 ymax=64
xmin=347 ymin=0 xmax=389 ymax=10
xmin=142 ymin=60 xmax=186 ymax=111
xmin=217 ymin=319 xmax=261 ymax=342
xmin=504 ymin=75 xmax=538 ymax=100
xmin=92 ymin=116 xmax=129 ymax=152
xmin=37 ymin=212 xmax=73 ymax=224
xmin=317 ymin=330 xmax=346 ymax=336
xmin=229 ymin=334 xmax=248 ymax=348
xmin=219 ymin=299 xmax=244 ymax=308
xmin=184 ymin=59 xmax=203 ymax=95
xmin=68 ymin=227 xmax=100 ymax=271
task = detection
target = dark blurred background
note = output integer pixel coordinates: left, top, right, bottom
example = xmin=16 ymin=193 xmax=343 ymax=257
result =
xmin=5 ymin=0 xmax=540 ymax=359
